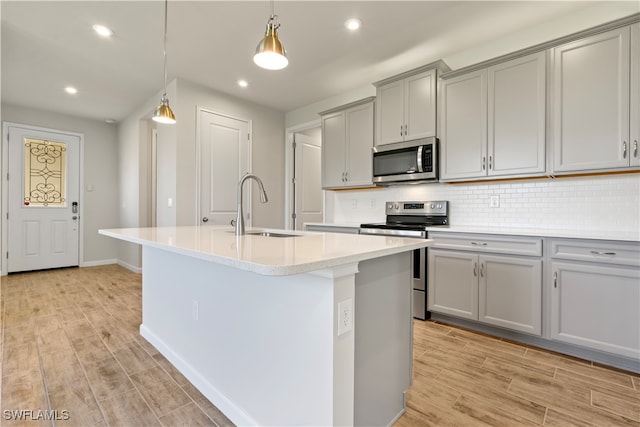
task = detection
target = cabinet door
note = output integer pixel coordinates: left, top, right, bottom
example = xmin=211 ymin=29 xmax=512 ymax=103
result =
xmin=321 ymin=111 xmax=346 ymax=189
xmin=428 ymin=249 xmax=478 ymax=320
xmin=346 ymin=101 xmax=374 ymax=186
xmin=550 ymin=261 xmax=640 ymax=359
xmin=478 ymin=255 xmax=542 ymax=336
xmin=488 ymin=52 xmax=546 ymax=176
xmin=376 ymin=80 xmax=405 ymax=146
xmin=631 ymin=23 xmax=640 ymax=167
xmin=440 ymin=69 xmax=488 ymax=180
xmin=552 ymin=27 xmax=631 ymax=172
xmin=405 ymin=70 xmax=437 ymax=141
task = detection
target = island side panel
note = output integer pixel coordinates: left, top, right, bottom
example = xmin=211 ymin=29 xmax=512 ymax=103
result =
xmin=139 ymin=246 xmax=339 ymax=426
xmin=354 ymin=252 xmax=413 ymax=426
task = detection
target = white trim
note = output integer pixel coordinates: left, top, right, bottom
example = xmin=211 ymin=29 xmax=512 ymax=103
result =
xmin=117 ymin=259 xmax=142 ymax=274
xmin=81 ymin=259 xmax=119 ymax=268
xmin=284 ymin=119 xmax=322 ymax=230
xmin=1 ymin=122 xmax=85 ymax=276
xmin=141 ymin=324 xmax=258 ymax=426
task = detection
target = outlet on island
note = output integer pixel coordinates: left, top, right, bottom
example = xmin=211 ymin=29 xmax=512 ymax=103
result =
xmin=337 ymin=298 xmax=353 ymax=336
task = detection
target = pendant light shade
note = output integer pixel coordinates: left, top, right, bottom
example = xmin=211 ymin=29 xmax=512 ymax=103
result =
xmin=152 ymin=0 xmax=176 ymax=124
xmin=254 ymin=2 xmax=288 ymax=70
xmin=153 ymin=94 xmax=176 ymax=124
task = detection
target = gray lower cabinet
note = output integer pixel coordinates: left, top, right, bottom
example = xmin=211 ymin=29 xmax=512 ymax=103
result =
xmin=549 ymin=239 xmax=640 ymax=359
xmin=428 ymin=233 xmax=543 ymax=335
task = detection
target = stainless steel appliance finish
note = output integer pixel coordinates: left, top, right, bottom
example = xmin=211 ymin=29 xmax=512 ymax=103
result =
xmin=360 ymin=201 xmax=449 ymax=320
xmin=372 ymin=137 xmax=439 ymax=184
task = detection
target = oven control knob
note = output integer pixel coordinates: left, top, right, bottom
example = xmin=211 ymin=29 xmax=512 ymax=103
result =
xmin=430 ymin=203 xmax=435 ymax=209
xmin=387 ymin=204 xmax=393 ymax=209
xmin=437 ymin=203 xmax=442 ymax=209
xmin=394 ymin=203 xmax=399 ymax=210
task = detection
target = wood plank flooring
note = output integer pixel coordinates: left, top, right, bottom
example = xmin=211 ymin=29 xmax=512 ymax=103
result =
xmin=1 ymin=265 xmax=638 ymax=426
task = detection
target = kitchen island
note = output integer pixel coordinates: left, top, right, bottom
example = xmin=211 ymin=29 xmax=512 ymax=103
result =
xmin=99 ymin=226 xmax=431 ymax=426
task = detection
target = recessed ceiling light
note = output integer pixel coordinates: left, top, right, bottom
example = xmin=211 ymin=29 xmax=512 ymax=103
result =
xmin=345 ymin=18 xmax=362 ymax=31
xmin=105 ymin=119 xmax=116 ymax=124
xmin=237 ymin=80 xmax=249 ymax=88
xmin=64 ymin=86 xmax=78 ymax=95
xmin=92 ymin=24 xmax=113 ymax=37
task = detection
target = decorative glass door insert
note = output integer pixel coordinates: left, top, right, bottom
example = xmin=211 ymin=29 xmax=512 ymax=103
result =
xmin=23 ymin=137 xmax=67 ymax=207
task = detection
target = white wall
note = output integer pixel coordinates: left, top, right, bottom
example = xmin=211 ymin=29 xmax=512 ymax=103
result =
xmin=174 ymin=78 xmax=285 ymax=228
xmin=327 ymin=174 xmax=640 ymax=234
xmin=1 ymin=103 xmax=120 ymax=264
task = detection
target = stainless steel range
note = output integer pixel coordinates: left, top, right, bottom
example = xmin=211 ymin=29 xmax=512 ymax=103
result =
xmin=360 ymin=201 xmax=449 ymax=320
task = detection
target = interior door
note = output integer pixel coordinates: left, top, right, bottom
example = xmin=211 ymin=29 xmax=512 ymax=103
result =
xmin=199 ymin=110 xmax=250 ymax=226
xmin=293 ymin=132 xmax=323 ymax=230
xmin=7 ymin=125 xmax=81 ymax=272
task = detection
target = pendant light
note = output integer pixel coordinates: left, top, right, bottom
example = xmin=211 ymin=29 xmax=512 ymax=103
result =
xmin=253 ymin=0 xmax=288 ymax=70
xmin=152 ymin=0 xmax=176 ymax=124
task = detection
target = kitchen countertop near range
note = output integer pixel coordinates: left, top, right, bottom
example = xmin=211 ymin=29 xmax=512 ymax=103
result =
xmin=426 ymin=225 xmax=640 ymax=242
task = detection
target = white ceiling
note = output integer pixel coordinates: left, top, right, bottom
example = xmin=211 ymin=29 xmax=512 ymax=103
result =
xmin=2 ymin=1 xmax=638 ymax=123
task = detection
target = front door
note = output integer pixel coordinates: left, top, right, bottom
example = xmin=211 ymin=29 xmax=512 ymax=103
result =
xmin=199 ymin=110 xmax=251 ymax=226
xmin=7 ymin=125 xmax=81 ymax=272
xmin=293 ymin=132 xmax=323 ymax=230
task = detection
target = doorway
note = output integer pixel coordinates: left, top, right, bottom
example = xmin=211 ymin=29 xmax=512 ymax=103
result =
xmin=286 ymin=122 xmax=323 ymax=230
xmin=197 ymin=109 xmax=251 ymax=226
xmin=2 ymin=123 xmax=82 ymax=273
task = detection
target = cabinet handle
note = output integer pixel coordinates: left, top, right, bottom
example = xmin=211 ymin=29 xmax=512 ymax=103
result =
xmin=470 ymin=242 xmax=488 ymax=246
xmin=489 ymin=156 xmax=493 ymax=170
xmin=480 ymin=263 xmax=484 ymax=278
xmin=553 ymin=272 xmax=557 ymax=288
xmin=400 ymin=125 xmax=403 ymax=137
xmin=473 ymin=262 xmax=477 ymax=277
xmin=482 ymin=156 xmax=486 ymax=170
xmin=634 ymin=140 xmax=638 ymax=158
xmin=623 ymin=141 xmax=627 ymax=159
xmin=345 ymin=171 xmax=349 ymax=182
xmin=590 ymin=250 xmax=616 ymax=256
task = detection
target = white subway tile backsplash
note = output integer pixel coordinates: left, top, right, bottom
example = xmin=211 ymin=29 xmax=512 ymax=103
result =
xmin=328 ymin=174 xmax=640 ymax=233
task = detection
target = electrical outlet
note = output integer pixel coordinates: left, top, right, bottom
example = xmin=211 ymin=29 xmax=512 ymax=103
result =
xmin=490 ymin=195 xmax=500 ymax=208
xmin=167 ymin=197 xmax=173 ymax=208
xmin=192 ymin=300 xmax=199 ymax=321
xmin=337 ymin=298 xmax=353 ymax=336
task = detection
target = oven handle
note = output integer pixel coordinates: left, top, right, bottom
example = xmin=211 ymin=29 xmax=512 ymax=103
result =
xmin=359 ymin=228 xmax=427 ymax=238
xmin=417 ymin=145 xmax=424 ymax=173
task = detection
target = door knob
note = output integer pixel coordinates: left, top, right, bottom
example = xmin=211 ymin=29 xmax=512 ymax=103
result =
xmin=202 ymin=217 xmax=209 ymax=223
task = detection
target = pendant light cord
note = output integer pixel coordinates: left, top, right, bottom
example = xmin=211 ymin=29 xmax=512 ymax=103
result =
xmin=162 ymin=0 xmax=168 ymax=96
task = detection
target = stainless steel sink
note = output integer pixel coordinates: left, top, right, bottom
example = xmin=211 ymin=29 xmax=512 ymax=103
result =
xmin=245 ymin=231 xmax=302 ymax=238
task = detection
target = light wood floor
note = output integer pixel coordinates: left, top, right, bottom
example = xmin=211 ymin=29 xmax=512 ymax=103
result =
xmin=0 ymin=265 xmax=638 ymax=426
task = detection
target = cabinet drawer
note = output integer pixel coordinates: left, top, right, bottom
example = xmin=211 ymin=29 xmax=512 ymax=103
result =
xmin=429 ymin=232 xmax=542 ymax=256
xmin=550 ymin=240 xmax=640 ymax=267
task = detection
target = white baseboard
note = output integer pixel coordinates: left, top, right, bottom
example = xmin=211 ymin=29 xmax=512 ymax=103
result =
xmin=81 ymin=259 xmax=118 ymax=267
xmin=140 ymin=324 xmax=256 ymax=426
xmin=117 ymin=260 xmax=142 ymax=273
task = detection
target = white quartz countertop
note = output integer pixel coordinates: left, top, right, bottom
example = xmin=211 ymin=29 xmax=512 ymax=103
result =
xmin=425 ymin=226 xmax=640 ymax=242
xmin=304 ymin=222 xmax=362 ymax=229
xmin=99 ymin=226 xmax=431 ymax=276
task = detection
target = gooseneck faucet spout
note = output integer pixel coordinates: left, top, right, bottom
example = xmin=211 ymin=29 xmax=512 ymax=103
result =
xmin=236 ymin=173 xmax=269 ymax=236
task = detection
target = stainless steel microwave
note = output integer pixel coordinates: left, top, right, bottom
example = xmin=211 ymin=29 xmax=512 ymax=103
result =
xmin=372 ymin=137 xmax=439 ymax=184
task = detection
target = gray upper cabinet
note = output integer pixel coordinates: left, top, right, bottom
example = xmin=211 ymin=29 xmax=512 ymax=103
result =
xmin=440 ymin=69 xmax=488 ymax=180
xmin=374 ymin=62 xmax=449 ymax=146
xmin=551 ymin=26 xmax=636 ymax=173
xmin=320 ymin=97 xmax=375 ymax=189
xmin=441 ymin=52 xmax=546 ymax=181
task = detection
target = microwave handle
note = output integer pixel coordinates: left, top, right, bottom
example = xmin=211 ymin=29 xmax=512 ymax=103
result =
xmin=416 ymin=145 xmax=424 ymax=173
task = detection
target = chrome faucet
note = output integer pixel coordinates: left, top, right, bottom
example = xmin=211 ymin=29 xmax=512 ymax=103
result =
xmin=235 ymin=173 xmax=269 ymax=235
